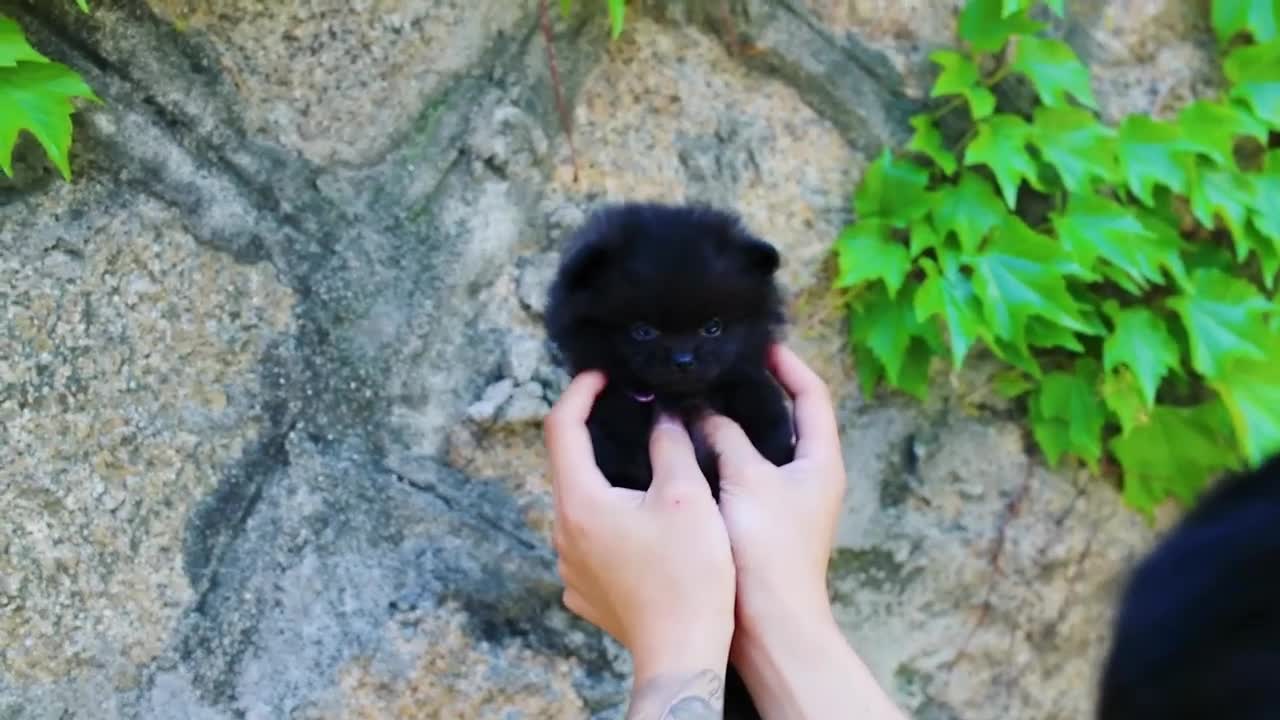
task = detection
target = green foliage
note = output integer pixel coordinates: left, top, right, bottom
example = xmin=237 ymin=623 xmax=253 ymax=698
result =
xmin=559 ymin=0 xmax=628 ymax=38
xmin=1212 ymin=0 xmax=1278 ymax=43
xmin=0 ymin=9 xmax=97 ymax=181
xmin=835 ymin=0 xmax=1280 ymax=516
xmin=929 ymin=51 xmax=996 ymax=119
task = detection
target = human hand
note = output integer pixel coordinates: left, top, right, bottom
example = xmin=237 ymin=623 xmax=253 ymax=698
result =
xmin=695 ymin=347 xmax=905 ymax=720
xmin=544 ymin=370 xmax=736 ymax=683
xmin=698 ymin=344 xmax=847 ymax=638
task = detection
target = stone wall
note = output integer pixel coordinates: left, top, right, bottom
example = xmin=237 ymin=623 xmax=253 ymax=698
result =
xmin=1 ymin=1 xmax=1213 ymax=717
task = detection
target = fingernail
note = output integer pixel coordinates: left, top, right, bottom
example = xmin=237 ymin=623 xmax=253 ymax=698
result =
xmin=655 ymin=412 xmax=681 ymax=429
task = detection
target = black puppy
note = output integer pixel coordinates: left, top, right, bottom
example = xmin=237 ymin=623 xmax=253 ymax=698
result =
xmin=544 ymin=201 xmax=796 ymax=719
xmin=544 ymin=201 xmax=795 ymax=497
xmin=1098 ymin=454 xmax=1280 ymax=719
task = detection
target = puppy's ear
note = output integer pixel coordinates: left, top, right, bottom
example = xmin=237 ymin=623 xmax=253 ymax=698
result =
xmin=558 ymin=206 xmax=630 ymax=292
xmin=560 ymin=242 xmax=611 ymax=292
xmin=736 ymin=235 xmax=780 ymax=276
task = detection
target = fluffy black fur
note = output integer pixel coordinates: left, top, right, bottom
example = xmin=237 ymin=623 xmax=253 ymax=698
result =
xmin=544 ymin=201 xmax=796 ymax=719
xmin=1098 ymin=454 xmax=1280 ymax=719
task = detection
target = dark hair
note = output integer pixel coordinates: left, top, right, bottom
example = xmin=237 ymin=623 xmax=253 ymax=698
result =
xmin=1098 ymin=454 xmax=1280 ymax=719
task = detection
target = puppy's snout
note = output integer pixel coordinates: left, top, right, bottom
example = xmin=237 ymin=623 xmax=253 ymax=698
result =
xmin=672 ymin=351 xmax=696 ymax=371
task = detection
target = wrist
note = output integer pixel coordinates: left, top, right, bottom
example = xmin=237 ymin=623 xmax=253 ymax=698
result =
xmin=733 ymin=600 xmax=839 ymax=670
xmin=630 ymin=617 xmax=734 ymax=685
xmin=735 ymin=577 xmax=834 ymax=646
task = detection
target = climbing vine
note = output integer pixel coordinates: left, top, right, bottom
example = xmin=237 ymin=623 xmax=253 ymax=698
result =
xmin=0 ymin=2 xmax=97 ymax=181
xmin=836 ymin=0 xmax=1280 ymax=515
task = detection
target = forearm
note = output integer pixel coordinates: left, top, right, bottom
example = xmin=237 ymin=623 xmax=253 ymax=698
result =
xmin=732 ymin=610 xmax=906 ymax=720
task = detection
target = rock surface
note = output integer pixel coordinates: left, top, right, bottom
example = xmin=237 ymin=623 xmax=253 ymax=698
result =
xmin=0 ymin=0 xmax=1200 ymax=717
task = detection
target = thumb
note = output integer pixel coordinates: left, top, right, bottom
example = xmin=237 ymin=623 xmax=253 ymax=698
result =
xmin=698 ymin=413 xmax=769 ymax=480
xmin=647 ymin=413 xmax=709 ymax=498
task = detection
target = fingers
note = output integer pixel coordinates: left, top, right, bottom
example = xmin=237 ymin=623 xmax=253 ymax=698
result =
xmin=647 ymin=413 xmax=709 ymax=499
xmin=698 ymin=413 xmax=768 ymax=477
xmin=544 ymin=370 xmax=610 ymax=496
xmin=768 ymin=344 xmax=840 ymax=462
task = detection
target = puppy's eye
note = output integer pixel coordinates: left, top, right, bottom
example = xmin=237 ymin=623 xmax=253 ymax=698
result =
xmin=630 ymin=323 xmax=659 ymax=341
xmin=701 ymin=318 xmax=723 ymax=337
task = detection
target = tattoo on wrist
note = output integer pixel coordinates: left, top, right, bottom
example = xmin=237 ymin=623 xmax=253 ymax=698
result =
xmin=629 ymin=669 xmax=725 ymax=719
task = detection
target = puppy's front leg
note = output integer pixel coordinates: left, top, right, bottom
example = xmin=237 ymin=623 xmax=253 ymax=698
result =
xmin=715 ymin=374 xmax=796 ymax=467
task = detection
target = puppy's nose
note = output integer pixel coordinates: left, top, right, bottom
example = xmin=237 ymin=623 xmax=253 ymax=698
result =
xmin=672 ymin=351 xmax=695 ymax=371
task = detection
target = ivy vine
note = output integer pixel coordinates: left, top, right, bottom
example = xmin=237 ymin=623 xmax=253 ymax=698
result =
xmin=836 ymin=0 xmax=1280 ymax=515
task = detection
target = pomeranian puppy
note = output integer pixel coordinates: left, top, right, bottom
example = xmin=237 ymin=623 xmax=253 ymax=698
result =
xmin=544 ymin=201 xmax=795 ymax=498
xmin=544 ymin=201 xmax=795 ymax=720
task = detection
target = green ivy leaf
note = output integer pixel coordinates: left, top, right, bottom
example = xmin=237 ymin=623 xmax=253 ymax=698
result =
xmin=915 ymin=257 xmax=984 ymax=366
xmin=1177 ymin=100 xmax=1268 ymax=167
xmin=1026 ymin=317 xmax=1082 ymax=351
xmin=928 ymin=50 xmax=997 ymax=120
xmin=1001 ymin=0 xmax=1031 ymax=15
xmin=76 ymin=0 xmax=91 ymax=11
xmin=1117 ymin=115 xmax=1190 ymax=206
xmin=1216 ymin=339 xmax=1280 ymax=464
xmin=1099 ymin=264 xmax=1144 ymax=296
xmin=1212 ymin=0 xmax=1279 ymax=43
xmin=1182 ymin=242 xmax=1240 ymax=276
xmin=854 ymin=149 xmax=933 ymax=227
xmin=1225 ymin=40 xmax=1280 ymax=127
xmin=1133 ymin=209 xmax=1191 ymax=288
xmin=968 ymin=215 xmax=1092 ymax=347
xmin=1244 ymin=225 xmax=1280 ymax=290
xmin=1103 ymin=307 xmax=1180 ymax=407
xmin=896 ymin=337 xmax=938 ymax=401
xmin=1030 ymin=416 xmax=1072 ymax=468
xmin=932 ymin=171 xmax=1009 ymax=253
xmin=1053 ymin=194 xmax=1183 ymax=289
xmin=989 ymin=334 xmax=1043 ymax=377
xmin=1251 ymin=168 xmax=1280 ymax=249
xmin=959 ymin=0 xmax=1044 ymax=51
xmin=907 ymin=115 xmax=958 ymax=174
xmin=1 ymin=18 xmax=51 ymax=66
xmin=607 ymin=0 xmax=626 ymax=38
xmin=909 ymin=218 xmax=941 ymax=258
xmin=834 ymin=220 xmax=911 ymax=297
xmin=994 ymin=368 xmax=1035 ymax=398
xmin=851 ymin=340 xmax=885 ymax=401
xmin=1112 ymin=402 xmax=1242 ymax=511
xmin=850 ymin=284 xmax=940 ymax=390
xmin=559 ymin=0 xmax=574 ymax=16
xmin=1029 ymin=105 xmax=1118 ymax=193
xmin=1010 ymin=36 xmax=1098 ymax=110
xmin=0 ymin=60 xmax=99 ymax=180
xmin=1103 ymin=370 xmax=1149 ymax=435
xmin=1168 ymin=269 xmax=1272 ymax=380
xmin=965 ymin=114 xmax=1042 ymax=209
xmin=1002 ymin=0 xmax=1065 ymax=18
xmin=1032 ymin=360 xmax=1106 ymax=469
xmin=1189 ymin=164 xmax=1255 ymax=241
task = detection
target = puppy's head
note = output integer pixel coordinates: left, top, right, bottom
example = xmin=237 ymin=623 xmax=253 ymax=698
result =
xmin=545 ymin=202 xmax=784 ymax=396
